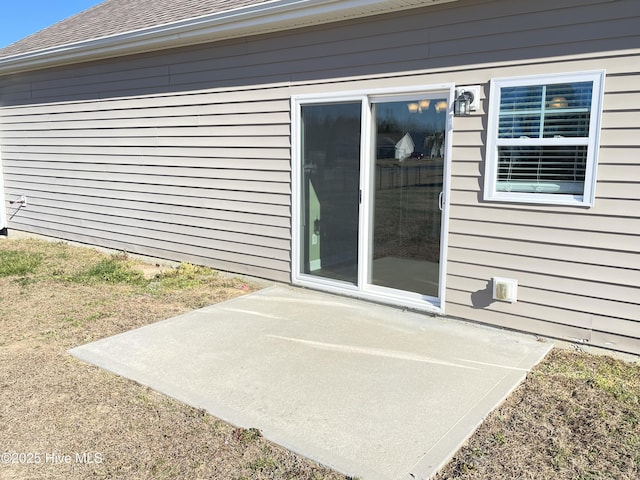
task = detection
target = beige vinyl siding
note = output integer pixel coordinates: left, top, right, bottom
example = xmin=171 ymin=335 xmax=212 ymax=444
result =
xmin=1 ymin=0 xmax=637 ymax=104
xmin=446 ymin=61 xmax=640 ymax=355
xmin=1 ymin=88 xmax=292 ymax=281
xmin=1 ymin=0 xmax=638 ymax=352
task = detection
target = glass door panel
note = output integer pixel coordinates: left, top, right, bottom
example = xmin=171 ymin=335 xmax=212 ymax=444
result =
xmin=369 ymin=98 xmax=447 ymax=297
xmin=299 ymin=102 xmax=362 ymax=284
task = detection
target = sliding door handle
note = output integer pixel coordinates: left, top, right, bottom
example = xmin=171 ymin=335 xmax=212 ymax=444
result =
xmin=438 ymin=191 xmax=444 ymax=211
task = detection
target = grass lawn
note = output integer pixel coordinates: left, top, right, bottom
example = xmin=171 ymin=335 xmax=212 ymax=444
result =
xmin=1 ymin=237 xmax=638 ymax=479
xmin=0 ymin=238 xmax=347 ymax=480
xmin=436 ymin=349 xmax=640 ymax=479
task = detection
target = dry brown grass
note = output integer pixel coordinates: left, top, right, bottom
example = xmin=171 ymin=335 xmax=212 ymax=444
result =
xmin=0 ymin=238 xmax=348 ymax=480
xmin=1 ymin=238 xmax=638 ymax=480
xmin=436 ymin=350 xmax=640 ymax=480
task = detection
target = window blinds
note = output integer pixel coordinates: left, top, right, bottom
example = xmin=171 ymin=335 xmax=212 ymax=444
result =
xmin=495 ymin=81 xmax=593 ymax=194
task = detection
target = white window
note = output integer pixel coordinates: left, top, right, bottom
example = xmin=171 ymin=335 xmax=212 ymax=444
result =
xmin=484 ymin=71 xmax=605 ymax=206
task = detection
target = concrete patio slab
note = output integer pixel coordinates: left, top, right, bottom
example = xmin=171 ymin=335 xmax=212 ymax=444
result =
xmin=70 ymin=285 xmax=552 ymax=480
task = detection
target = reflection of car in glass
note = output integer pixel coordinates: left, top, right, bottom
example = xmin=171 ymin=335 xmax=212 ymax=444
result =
xmin=409 ymin=151 xmax=424 ymax=159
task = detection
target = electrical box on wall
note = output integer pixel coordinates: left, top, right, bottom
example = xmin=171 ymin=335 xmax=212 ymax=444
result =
xmin=492 ymin=277 xmax=518 ymax=303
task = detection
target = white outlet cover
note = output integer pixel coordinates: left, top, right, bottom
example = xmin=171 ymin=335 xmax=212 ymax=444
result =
xmin=492 ymin=277 xmax=518 ymax=303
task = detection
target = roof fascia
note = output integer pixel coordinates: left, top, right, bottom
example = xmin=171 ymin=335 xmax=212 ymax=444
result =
xmin=0 ymin=0 xmax=458 ymax=76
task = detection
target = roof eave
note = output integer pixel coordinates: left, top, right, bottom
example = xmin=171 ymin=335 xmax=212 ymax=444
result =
xmin=0 ymin=0 xmax=458 ymax=76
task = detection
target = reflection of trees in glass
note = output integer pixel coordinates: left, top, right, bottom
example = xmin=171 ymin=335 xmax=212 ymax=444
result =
xmin=372 ymin=100 xmax=445 ymax=265
xmin=378 ymin=118 xmax=399 ymax=134
xmin=375 ymin=101 xmax=446 ymax=161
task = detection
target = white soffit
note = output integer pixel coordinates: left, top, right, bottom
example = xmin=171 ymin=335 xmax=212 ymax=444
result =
xmin=0 ymin=0 xmax=459 ymax=75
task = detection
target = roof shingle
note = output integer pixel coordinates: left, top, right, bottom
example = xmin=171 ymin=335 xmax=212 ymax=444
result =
xmin=0 ymin=0 xmax=264 ymax=59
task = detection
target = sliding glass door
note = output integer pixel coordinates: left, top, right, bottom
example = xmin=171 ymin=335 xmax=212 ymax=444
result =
xmin=293 ymin=89 xmax=450 ymax=311
xmin=369 ymin=98 xmax=447 ymax=298
xmin=299 ymin=102 xmax=362 ymax=285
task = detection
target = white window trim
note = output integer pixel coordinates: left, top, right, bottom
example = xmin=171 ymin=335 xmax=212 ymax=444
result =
xmin=484 ymin=70 xmax=605 ymax=207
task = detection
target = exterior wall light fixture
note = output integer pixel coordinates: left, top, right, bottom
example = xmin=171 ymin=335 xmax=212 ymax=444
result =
xmin=454 ymin=89 xmax=474 ymax=116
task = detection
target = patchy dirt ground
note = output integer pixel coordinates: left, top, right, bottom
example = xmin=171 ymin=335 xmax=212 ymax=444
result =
xmin=1 ymin=238 xmax=638 ymax=480
xmin=0 ymin=238 xmax=348 ymax=480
